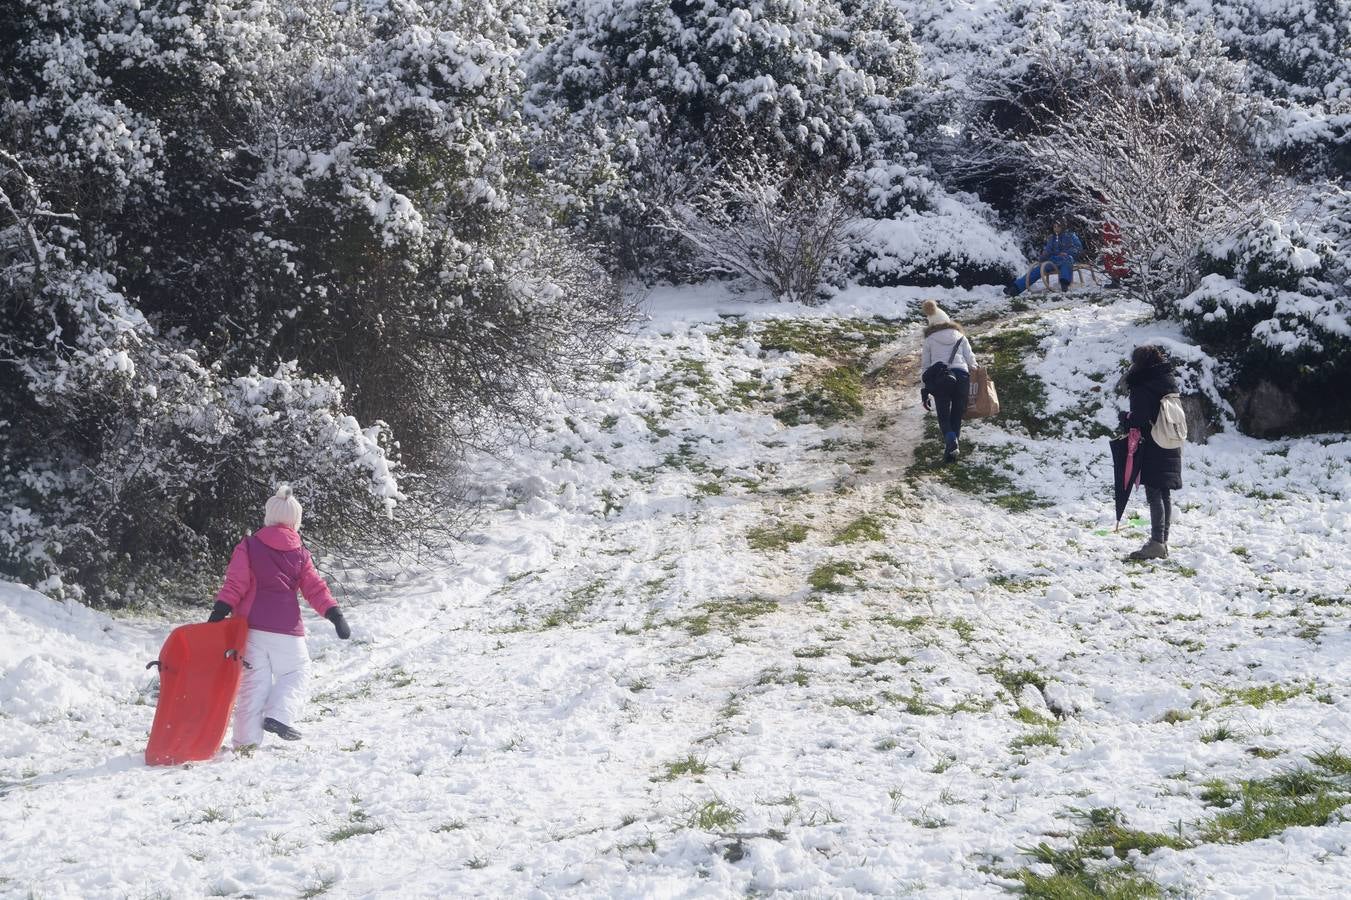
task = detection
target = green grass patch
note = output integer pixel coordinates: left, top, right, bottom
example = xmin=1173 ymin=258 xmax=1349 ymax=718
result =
xmin=1201 ymin=724 xmax=1240 ymax=743
xmin=639 ymin=411 xmax=673 ymax=438
xmin=831 ymin=515 xmax=887 ymax=545
xmin=950 ymin=616 xmax=976 ymax=643
xmin=882 ymin=689 xmax=938 ymax=716
xmin=730 ymin=378 xmax=766 ymax=407
xmin=979 ymin=327 xmax=1047 ymax=435
xmin=657 ymin=755 xmax=708 ymax=781
xmin=1310 ymin=748 xmax=1351 ymax=775
xmin=832 ymin=695 xmax=878 ymax=715
xmin=1011 ymin=727 xmax=1060 ymax=750
xmin=989 ymin=574 xmax=1050 ymax=593
xmin=747 ymin=521 xmax=810 ymax=551
xmin=1199 ymin=767 xmax=1351 ymax=844
xmin=711 ymin=318 xmax=749 ymax=342
xmin=655 ymin=358 xmax=723 ymax=411
xmin=677 ymin=596 xmax=778 ymax=636
xmin=327 ymin=821 xmax=383 ymax=843
xmin=907 ymin=419 xmax=1046 ymax=512
xmin=873 ymin=613 xmax=929 ymax=632
xmin=757 ymin=666 xmax=810 ymax=687
xmin=542 ymin=579 xmax=605 ymax=628
xmin=1013 ymin=707 xmax=1057 ymax=726
xmin=660 ymin=437 xmax=721 ymax=475
xmin=775 ymin=365 xmax=864 ymax=426
xmin=808 ymin=561 xmax=860 ymax=593
xmin=989 ymin=666 xmax=1047 ymax=697
xmin=756 ymin=318 xmax=899 ymax=361
xmin=1015 ymin=807 xmax=1182 ymax=898
xmin=1218 ymin=682 xmax=1312 ymax=708
xmin=686 ymin=799 xmax=744 ymax=832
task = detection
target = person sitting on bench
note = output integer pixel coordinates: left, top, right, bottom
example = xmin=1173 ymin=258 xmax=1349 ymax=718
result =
xmin=1004 ymin=220 xmax=1084 ymax=297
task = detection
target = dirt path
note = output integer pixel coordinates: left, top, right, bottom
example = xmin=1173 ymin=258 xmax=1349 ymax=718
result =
xmin=857 ymin=329 xmax=926 ymax=487
xmin=851 ymin=293 xmax=1096 ymax=488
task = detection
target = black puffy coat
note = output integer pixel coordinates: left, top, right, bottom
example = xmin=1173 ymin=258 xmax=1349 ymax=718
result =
xmin=1123 ymin=361 xmax=1183 ymax=490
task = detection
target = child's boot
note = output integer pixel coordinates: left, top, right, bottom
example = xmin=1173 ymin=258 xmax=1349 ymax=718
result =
xmin=263 ymin=717 xmax=302 ymax=741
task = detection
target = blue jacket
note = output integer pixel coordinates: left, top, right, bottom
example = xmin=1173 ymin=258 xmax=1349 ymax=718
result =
xmin=1042 ymin=232 xmax=1084 ymax=261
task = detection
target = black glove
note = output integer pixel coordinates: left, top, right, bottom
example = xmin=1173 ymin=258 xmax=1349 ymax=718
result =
xmin=207 ymin=600 xmax=233 ymax=623
xmin=921 ymin=388 xmax=932 ymax=411
xmin=326 ymin=607 xmax=351 ymax=640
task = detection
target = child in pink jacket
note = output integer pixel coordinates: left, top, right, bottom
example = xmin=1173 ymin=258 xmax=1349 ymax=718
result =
xmin=208 ymin=485 xmax=351 ymax=747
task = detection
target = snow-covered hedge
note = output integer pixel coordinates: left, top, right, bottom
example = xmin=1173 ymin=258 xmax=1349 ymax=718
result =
xmin=0 ymin=264 xmax=402 ymax=602
xmin=1170 ymin=0 xmax=1351 ymax=175
xmin=851 ymin=189 xmax=1022 ymax=288
xmin=530 ymin=0 xmax=921 ymax=272
xmin=1178 ymin=216 xmax=1350 ymax=433
xmin=0 ymin=0 xmax=628 ymax=603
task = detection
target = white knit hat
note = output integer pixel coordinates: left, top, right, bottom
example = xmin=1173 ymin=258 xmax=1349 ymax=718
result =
xmin=921 ymin=299 xmax=951 ymax=325
xmin=264 ymin=485 xmax=303 ymax=529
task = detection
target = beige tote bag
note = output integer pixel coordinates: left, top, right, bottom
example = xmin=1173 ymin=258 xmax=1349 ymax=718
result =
xmin=965 ymin=366 xmax=1000 ymax=419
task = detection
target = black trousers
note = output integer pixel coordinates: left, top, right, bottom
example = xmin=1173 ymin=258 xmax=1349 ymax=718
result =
xmin=934 ymin=369 xmax=970 ymax=445
xmin=1146 ymin=485 xmax=1172 ymax=544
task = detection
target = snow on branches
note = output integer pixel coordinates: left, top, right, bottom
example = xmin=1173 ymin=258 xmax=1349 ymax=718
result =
xmin=530 ymin=0 xmax=920 ymax=272
xmin=658 ymin=158 xmax=855 ymax=305
xmin=0 ymin=0 xmax=629 ymax=603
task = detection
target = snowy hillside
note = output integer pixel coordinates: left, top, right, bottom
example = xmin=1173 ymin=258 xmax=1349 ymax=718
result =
xmin=4 ymin=284 xmax=1349 ymax=898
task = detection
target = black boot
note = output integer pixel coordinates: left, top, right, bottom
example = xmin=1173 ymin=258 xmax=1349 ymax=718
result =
xmin=263 ymin=717 xmax=302 ymax=741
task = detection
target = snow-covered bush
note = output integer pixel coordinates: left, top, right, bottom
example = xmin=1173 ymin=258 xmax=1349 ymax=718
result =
xmin=530 ymin=0 xmax=921 ymax=272
xmin=659 ymin=159 xmax=855 ymax=305
xmin=0 ymin=0 xmax=629 ymax=603
xmin=851 ymin=188 xmax=1022 ymax=288
xmin=947 ymin=7 xmax=1298 ymax=313
xmin=905 ymin=0 xmax=1348 ymax=182
xmin=1178 ymin=217 xmax=1350 ymax=434
xmin=0 ymin=265 xmax=400 ymax=603
xmin=1167 ymin=0 xmax=1351 ymax=176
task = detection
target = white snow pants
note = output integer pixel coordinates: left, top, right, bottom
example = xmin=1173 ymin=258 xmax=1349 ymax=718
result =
xmin=232 ymin=630 xmax=310 ymax=748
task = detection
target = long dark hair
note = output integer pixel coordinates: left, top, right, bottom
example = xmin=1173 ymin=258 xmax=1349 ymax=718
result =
xmin=1130 ymin=344 xmax=1166 ymax=371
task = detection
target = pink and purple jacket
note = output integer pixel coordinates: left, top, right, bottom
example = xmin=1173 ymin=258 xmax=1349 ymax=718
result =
xmin=215 ymin=525 xmax=336 ymax=636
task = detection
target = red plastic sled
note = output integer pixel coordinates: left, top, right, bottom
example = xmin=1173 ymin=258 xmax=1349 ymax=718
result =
xmin=145 ymin=618 xmax=249 ymax=766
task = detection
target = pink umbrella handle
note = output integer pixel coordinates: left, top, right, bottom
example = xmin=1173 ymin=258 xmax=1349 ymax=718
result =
xmin=1123 ymin=427 xmax=1141 ymax=489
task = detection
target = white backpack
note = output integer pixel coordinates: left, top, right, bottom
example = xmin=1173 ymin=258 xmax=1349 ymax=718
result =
xmin=1152 ymin=393 xmax=1188 ymax=449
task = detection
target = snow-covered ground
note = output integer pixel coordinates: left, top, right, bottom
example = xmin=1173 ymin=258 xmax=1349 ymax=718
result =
xmin=2 ymin=284 xmax=1349 ymax=898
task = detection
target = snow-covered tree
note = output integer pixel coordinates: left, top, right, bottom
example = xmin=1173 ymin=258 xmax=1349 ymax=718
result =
xmin=530 ymin=0 xmax=920 ymax=271
xmin=1167 ymin=0 xmax=1351 ymax=176
xmin=967 ymin=50 xmax=1293 ymax=317
xmin=658 ymin=158 xmax=855 ymax=305
xmin=0 ymin=0 xmax=629 ymax=603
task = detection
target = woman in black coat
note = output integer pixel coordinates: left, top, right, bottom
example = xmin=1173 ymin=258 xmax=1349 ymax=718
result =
xmin=1120 ymin=345 xmax=1183 ymax=559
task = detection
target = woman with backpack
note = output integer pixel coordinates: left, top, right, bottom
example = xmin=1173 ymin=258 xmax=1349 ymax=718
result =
xmin=918 ymin=300 xmax=977 ymax=463
xmin=1120 ymin=345 xmax=1184 ymax=559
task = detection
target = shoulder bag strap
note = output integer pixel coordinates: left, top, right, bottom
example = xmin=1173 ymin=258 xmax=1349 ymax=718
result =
xmin=947 ymin=336 xmax=965 ymax=365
